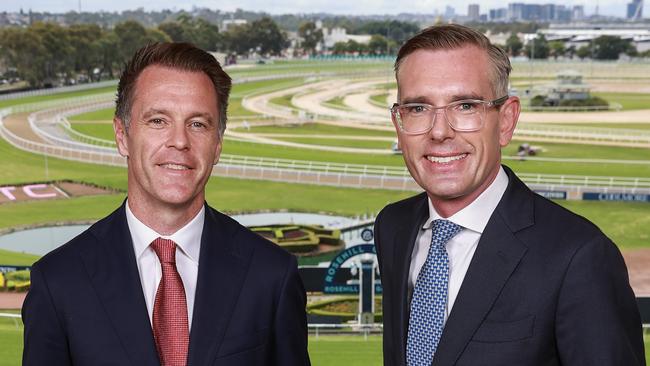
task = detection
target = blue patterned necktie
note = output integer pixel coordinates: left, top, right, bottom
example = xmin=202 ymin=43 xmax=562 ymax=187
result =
xmin=407 ymin=219 xmax=462 ymax=366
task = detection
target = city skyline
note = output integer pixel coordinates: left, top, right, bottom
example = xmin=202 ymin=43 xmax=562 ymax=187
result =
xmin=0 ymin=1 xmax=638 ymax=19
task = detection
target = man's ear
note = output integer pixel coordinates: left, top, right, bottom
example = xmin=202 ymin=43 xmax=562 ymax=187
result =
xmin=213 ymin=136 xmax=223 ymax=165
xmin=498 ymin=96 xmax=520 ymax=147
xmin=113 ymin=117 xmax=129 ymax=157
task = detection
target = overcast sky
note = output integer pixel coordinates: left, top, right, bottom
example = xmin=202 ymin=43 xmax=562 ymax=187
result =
xmin=1 ymin=1 xmax=630 ymax=18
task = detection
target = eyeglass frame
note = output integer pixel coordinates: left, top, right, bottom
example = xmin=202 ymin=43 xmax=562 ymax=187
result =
xmin=390 ymin=95 xmax=509 ymax=135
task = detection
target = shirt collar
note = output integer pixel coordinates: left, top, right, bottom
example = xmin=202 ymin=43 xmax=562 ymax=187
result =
xmin=422 ymin=166 xmax=509 ymax=234
xmin=126 ymin=201 xmax=204 ymax=263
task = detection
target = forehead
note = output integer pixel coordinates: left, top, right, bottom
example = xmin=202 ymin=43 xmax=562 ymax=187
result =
xmin=132 ymin=65 xmax=218 ymax=112
xmin=396 ymin=46 xmax=493 ymax=101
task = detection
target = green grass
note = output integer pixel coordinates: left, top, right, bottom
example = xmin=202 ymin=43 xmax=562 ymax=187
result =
xmin=269 ymin=94 xmax=296 ymax=109
xmin=322 ymin=96 xmax=352 ymax=111
xmin=0 ymin=249 xmax=39 ymax=266
xmin=69 ymin=123 xmax=114 ymax=141
xmin=591 ymin=92 xmax=650 ymax=111
xmin=68 ymin=108 xmax=114 ymax=121
xmin=506 ymin=139 xmax=650 ymax=161
xmin=0 ymin=85 xmax=117 ymax=110
xmin=0 ymin=310 xmax=22 ymax=366
xmin=0 ymin=320 xmax=648 ymax=365
xmin=557 ymin=123 xmax=650 ymax=130
xmin=308 ymin=335 xmax=382 ymax=365
xmin=559 ymin=201 xmax=650 ymax=249
xmin=370 ymin=92 xmax=390 ymax=107
xmin=232 ymin=123 xmax=395 ymax=137
xmin=278 ymin=137 xmax=392 ymax=149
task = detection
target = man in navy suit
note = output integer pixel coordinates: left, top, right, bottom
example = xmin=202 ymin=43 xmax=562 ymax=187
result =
xmin=22 ymin=42 xmax=310 ymax=365
xmin=375 ymin=24 xmax=645 ymax=365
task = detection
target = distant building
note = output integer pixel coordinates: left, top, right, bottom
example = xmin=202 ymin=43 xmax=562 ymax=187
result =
xmin=490 ymin=8 xmax=508 ymax=22
xmin=444 ymin=6 xmax=456 ymax=20
xmin=321 ymin=27 xmax=371 ymax=49
xmin=468 ymin=4 xmax=480 ymax=21
xmin=545 ymin=71 xmax=590 ymax=102
xmin=221 ymin=19 xmax=247 ymax=32
xmin=627 ymin=0 xmax=643 ymax=20
xmin=500 ymin=2 xmax=583 ymax=22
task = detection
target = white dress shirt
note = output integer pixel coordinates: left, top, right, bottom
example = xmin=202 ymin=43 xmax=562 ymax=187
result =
xmin=408 ymin=167 xmax=509 ymax=320
xmin=125 ymin=202 xmax=203 ymax=329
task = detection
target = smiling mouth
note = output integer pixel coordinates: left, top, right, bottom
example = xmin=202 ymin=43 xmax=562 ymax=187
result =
xmin=158 ymin=163 xmax=191 ymax=170
xmin=426 ymin=154 xmax=468 ymax=164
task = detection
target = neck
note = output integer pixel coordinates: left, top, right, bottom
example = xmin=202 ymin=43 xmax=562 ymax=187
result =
xmin=127 ymin=196 xmax=203 ymax=236
xmin=429 ymin=166 xmax=500 ymax=218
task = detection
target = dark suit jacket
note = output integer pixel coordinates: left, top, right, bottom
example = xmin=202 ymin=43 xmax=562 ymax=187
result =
xmin=375 ymin=166 xmax=645 ymax=366
xmin=22 ymin=203 xmax=310 ymax=365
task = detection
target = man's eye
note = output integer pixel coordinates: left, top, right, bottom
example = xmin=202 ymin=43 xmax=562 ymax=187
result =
xmin=190 ymin=121 xmax=206 ymax=129
xmin=150 ymin=118 xmax=165 ymax=126
xmin=406 ymin=105 xmax=426 ymax=114
xmin=456 ymin=102 xmax=478 ymax=112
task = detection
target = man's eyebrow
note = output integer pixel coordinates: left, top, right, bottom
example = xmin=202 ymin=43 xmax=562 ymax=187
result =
xmin=141 ymin=109 xmax=168 ymax=119
xmin=449 ymin=93 xmax=487 ymax=102
xmin=401 ymin=93 xmax=487 ymax=106
xmin=400 ymin=96 xmax=430 ymax=105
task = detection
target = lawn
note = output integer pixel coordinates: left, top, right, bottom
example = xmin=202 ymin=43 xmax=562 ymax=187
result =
xmin=0 ymin=85 xmax=117 ymax=110
xmin=278 ymin=136 xmax=392 ymax=150
xmin=322 ymin=96 xmax=352 ymax=111
xmin=0 ymin=249 xmax=40 ymax=266
xmin=309 ymin=335 xmax=382 ymax=365
xmin=558 ymin=123 xmax=650 ymax=131
xmin=591 ymin=92 xmax=650 ymax=111
xmin=1 ymin=326 xmax=649 ymax=365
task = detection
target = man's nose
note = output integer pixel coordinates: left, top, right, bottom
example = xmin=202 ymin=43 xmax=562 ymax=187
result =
xmin=167 ymin=123 xmax=190 ymax=150
xmin=428 ymin=109 xmax=455 ymax=141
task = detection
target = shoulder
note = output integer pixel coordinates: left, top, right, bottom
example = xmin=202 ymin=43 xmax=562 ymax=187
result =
xmin=32 ymin=206 xmax=124 ymax=273
xmin=205 ymin=206 xmax=296 ymax=267
xmin=377 ymin=192 xmax=427 ymax=224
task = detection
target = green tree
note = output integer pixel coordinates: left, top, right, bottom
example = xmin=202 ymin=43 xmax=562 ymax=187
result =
xmin=505 ymin=34 xmax=523 ymax=56
xmin=248 ymin=17 xmax=288 ymax=56
xmin=548 ymin=41 xmax=566 ymax=59
xmin=298 ymin=21 xmax=323 ymax=55
xmin=367 ymin=35 xmax=393 ymax=55
xmin=524 ymin=34 xmax=549 ymax=59
xmin=354 ymin=20 xmax=418 ymax=45
xmin=68 ymin=23 xmax=103 ymax=81
xmin=31 ymin=22 xmax=75 ymax=84
xmin=576 ymin=44 xmax=592 ymax=60
xmin=222 ymin=24 xmax=252 ymax=55
xmin=593 ymin=36 xmax=636 ymax=60
xmin=114 ymin=20 xmax=149 ymax=64
xmin=0 ymin=27 xmax=48 ymax=87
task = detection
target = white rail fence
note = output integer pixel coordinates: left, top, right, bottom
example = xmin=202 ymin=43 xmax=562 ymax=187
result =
xmin=515 ymin=124 xmax=650 ymax=146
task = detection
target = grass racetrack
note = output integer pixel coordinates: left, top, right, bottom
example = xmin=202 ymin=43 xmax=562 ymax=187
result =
xmin=1 ymin=60 xmax=650 ymax=365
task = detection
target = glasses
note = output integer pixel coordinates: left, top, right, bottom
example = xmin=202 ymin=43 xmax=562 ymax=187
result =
xmin=390 ymin=96 xmax=509 ymax=135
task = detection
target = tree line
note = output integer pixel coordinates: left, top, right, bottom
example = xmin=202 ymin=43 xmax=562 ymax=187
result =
xmin=0 ymin=16 xmax=288 ymax=88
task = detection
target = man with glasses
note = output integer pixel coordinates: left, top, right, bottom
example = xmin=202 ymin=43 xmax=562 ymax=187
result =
xmin=374 ymin=24 xmax=644 ymax=365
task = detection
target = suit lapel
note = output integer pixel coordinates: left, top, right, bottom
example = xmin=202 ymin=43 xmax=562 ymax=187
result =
xmin=433 ymin=167 xmax=534 ymax=366
xmin=79 ymin=204 xmax=160 ymax=365
xmin=393 ymin=193 xmax=429 ymax=365
xmin=187 ymin=206 xmax=253 ymax=366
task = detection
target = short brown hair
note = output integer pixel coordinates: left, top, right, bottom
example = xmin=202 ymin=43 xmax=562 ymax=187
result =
xmin=115 ymin=42 xmax=232 ymax=137
xmin=395 ymin=24 xmax=511 ymax=97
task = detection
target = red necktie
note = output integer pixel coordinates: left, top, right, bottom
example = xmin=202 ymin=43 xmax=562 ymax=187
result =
xmin=151 ymin=238 xmax=189 ymax=366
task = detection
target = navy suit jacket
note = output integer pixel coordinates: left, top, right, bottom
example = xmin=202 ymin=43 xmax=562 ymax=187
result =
xmin=375 ymin=166 xmax=645 ymax=366
xmin=22 ymin=203 xmax=310 ymax=365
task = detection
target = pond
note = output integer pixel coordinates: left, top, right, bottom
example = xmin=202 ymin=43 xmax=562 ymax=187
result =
xmin=0 ymin=212 xmax=366 ymax=256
